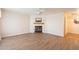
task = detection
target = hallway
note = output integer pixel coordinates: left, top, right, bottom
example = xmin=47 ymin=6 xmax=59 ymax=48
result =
xmin=65 ymin=33 xmax=79 ymax=39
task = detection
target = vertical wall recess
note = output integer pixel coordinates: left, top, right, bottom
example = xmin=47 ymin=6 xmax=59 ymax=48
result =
xmin=0 ymin=9 xmax=1 ymax=40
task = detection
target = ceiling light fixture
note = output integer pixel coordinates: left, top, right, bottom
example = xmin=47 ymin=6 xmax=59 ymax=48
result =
xmin=36 ymin=8 xmax=45 ymax=15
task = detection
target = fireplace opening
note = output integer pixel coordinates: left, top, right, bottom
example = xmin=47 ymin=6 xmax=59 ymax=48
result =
xmin=35 ymin=26 xmax=42 ymax=33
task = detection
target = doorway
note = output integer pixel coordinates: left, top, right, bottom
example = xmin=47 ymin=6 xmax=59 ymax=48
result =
xmin=64 ymin=12 xmax=79 ymax=39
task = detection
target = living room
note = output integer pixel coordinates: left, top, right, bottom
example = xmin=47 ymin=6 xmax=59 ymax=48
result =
xmin=0 ymin=8 xmax=79 ymax=50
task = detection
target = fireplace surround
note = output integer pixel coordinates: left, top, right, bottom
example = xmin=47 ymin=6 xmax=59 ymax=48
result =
xmin=35 ymin=26 xmax=42 ymax=32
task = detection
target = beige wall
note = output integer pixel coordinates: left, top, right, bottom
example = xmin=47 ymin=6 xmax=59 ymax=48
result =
xmin=64 ymin=12 xmax=72 ymax=35
xmin=0 ymin=9 xmax=1 ymax=39
xmin=71 ymin=15 xmax=79 ymax=34
xmin=65 ymin=12 xmax=79 ymax=35
xmin=1 ymin=10 xmax=30 ymax=37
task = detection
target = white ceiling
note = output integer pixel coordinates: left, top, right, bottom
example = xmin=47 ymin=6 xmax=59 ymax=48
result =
xmin=3 ymin=8 xmax=76 ymax=15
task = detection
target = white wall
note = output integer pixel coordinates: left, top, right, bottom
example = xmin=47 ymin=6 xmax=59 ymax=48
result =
xmin=1 ymin=10 xmax=64 ymax=37
xmin=30 ymin=13 xmax=64 ymax=37
xmin=46 ymin=13 xmax=64 ymax=36
xmin=1 ymin=10 xmax=30 ymax=37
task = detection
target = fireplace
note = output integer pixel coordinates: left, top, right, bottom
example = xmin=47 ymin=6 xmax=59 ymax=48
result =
xmin=35 ymin=26 xmax=42 ymax=33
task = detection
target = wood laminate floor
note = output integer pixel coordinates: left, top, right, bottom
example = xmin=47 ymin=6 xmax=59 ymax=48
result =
xmin=66 ymin=33 xmax=79 ymax=39
xmin=0 ymin=33 xmax=79 ymax=50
